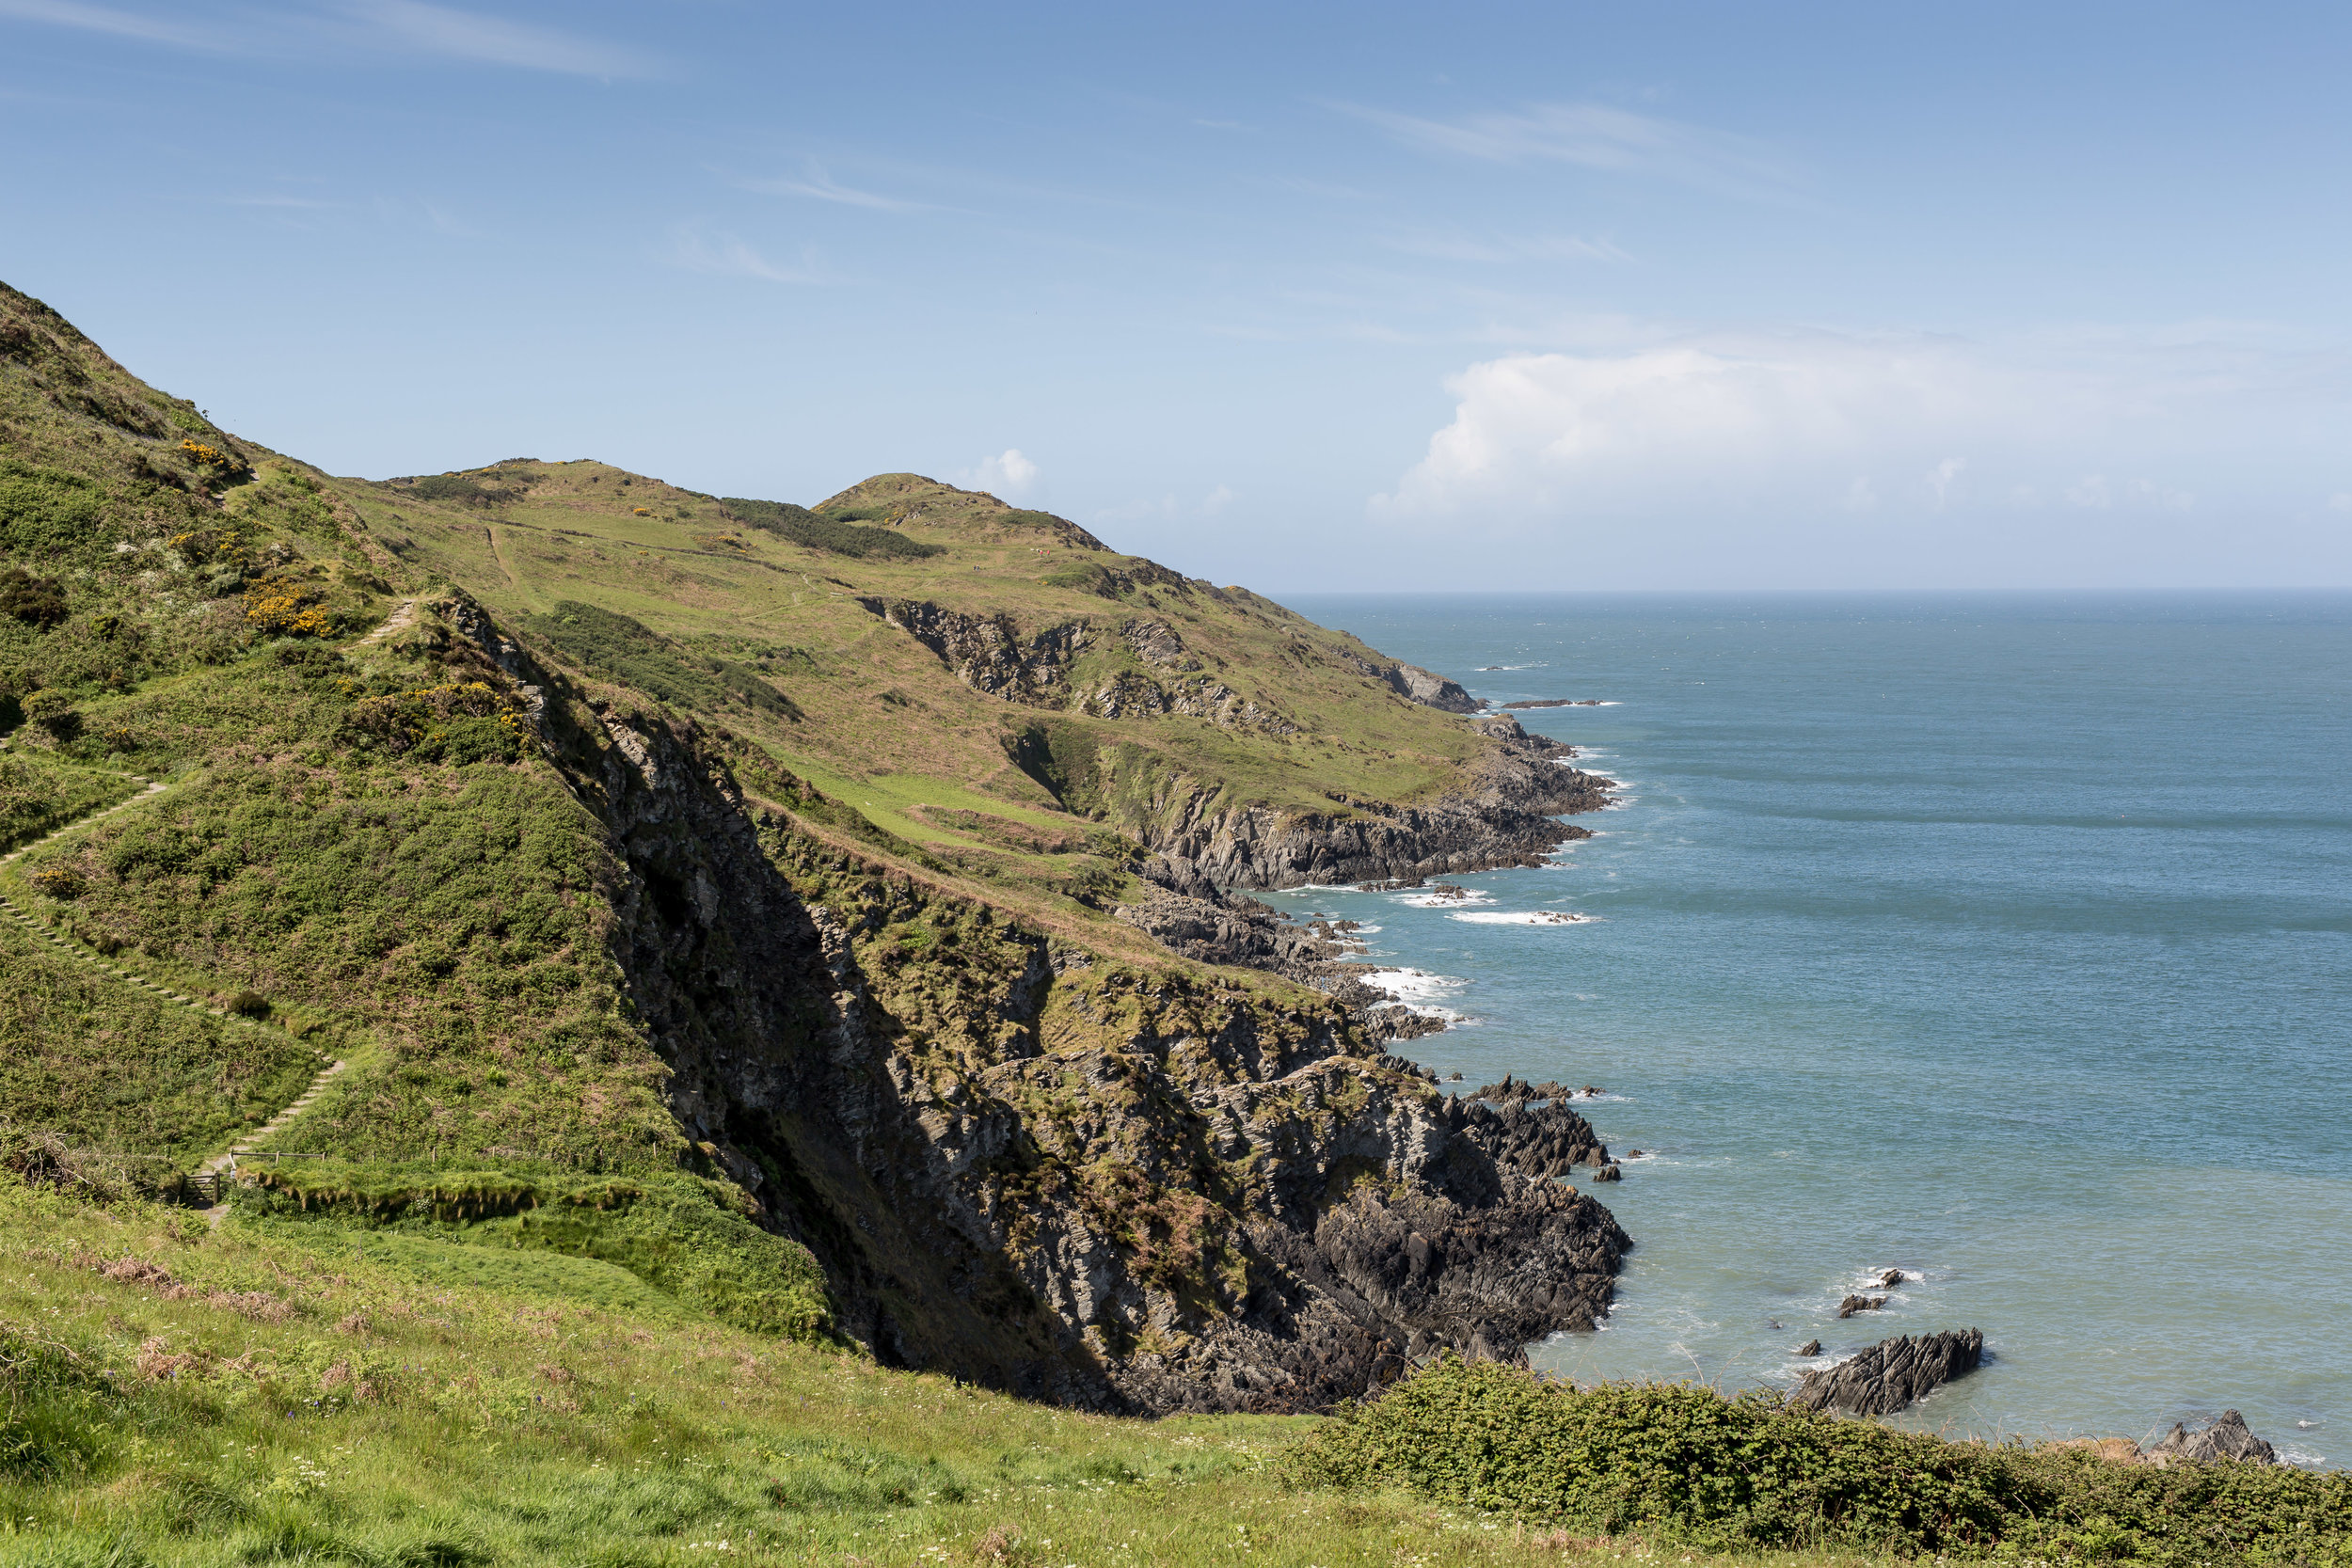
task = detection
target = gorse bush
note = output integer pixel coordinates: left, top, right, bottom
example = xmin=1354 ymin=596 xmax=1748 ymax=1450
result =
xmin=1283 ymin=1355 xmax=2352 ymax=1564
xmin=340 ymin=679 xmax=527 ymax=763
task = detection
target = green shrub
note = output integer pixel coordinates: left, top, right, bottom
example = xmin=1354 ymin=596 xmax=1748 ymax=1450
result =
xmin=527 ymin=601 xmax=797 ymax=719
xmin=0 ymin=460 xmax=105 ymax=556
xmin=721 ymin=497 xmax=944 ymax=561
xmin=0 ymin=566 xmax=67 ymax=629
xmin=1283 ymin=1355 xmax=2352 ymax=1563
xmin=22 ymin=688 xmax=77 ymax=739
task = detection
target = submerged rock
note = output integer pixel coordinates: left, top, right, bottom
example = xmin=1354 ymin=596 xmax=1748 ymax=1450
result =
xmin=1792 ymin=1329 xmax=1983 ymax=1417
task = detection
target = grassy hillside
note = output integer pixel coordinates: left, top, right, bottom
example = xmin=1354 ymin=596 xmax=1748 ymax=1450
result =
xmin=338 ymin=457 xmax=1490 ymax=863
xmin=0 ymin=279 xmax=2330 ymax=1565
xmin=0 ymin=1179 xmax=2332 ymax=1568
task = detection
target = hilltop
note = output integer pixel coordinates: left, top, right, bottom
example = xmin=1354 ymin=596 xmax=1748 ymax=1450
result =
xmin=0 ymin=277 xmax=1623 ymax=1415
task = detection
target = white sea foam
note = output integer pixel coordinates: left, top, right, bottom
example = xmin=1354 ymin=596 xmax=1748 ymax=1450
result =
xmin=1396 ymin=888 xmax=1496 ymax=908
xmin=1350 ymin=922 xmax=1383 ymax=935
xmin=1362 ymin=967 xmax=1466 ymax=1000
xmin=1361 ymin=967 xmax=1472 ymax=1023
xmin=1447 ymin=910 xmax=1599 ymax=926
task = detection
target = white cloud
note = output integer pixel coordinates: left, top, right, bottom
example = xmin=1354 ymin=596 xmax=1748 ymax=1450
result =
xmin=1927 ymin=457 xmax=1966 ymax=509
xmin=1374 ymin=335 xmax=2004 ymax=522
xmin=1202 ymin=484 xmax=1235 ymax=514
xmin=964 ymin=449 xmax=1039 ymax=499
xmin=744 ymin=160 xmax=932 ymax=213
xmin=2064 ymin=475 xmax=2111 ymax=509
xmin=1341 ymin=100 xmax=1803 ymax=200
xmin=669 ymin=228 xmax=824 ymax=285
xmin=340 ymin=1 xmax=646 ymax=76
xmin=0 ymin=0 xmax=223 ymax=50
xmin=1369 ymin=328 xmax=2286 ymax=537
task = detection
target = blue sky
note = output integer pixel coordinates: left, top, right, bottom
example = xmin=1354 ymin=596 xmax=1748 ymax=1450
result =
xmin=4 ymin=1 xmax=2348 ymax=589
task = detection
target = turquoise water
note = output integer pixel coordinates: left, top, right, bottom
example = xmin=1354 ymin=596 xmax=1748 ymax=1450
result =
xmin=1279 ymin=592 xmax=2352 ymax=1461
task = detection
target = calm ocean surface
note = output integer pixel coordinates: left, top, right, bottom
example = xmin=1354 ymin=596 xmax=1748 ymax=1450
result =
xmin=1279 ymin=592 xmax=2352 ymax=1462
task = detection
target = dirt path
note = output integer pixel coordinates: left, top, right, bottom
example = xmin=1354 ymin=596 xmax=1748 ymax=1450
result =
xmin=353 ymin=594 xmax=420 ymax=647
xmin=0 ymin=771 xmax=354 ymax=1220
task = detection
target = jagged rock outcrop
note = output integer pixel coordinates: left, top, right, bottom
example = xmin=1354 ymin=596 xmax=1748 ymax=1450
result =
xmin=2150 ymin=1410 xmax=2280 ymax=1465
xmin=1792 ymin=1329 xmax=1983 ymax=1417
xmin=1379 ymin=661 xmax=1479 ymax=713
xmin=576 ymin=714 xmax=1629 ymax=1415
xmin=859 ymin=596 xmax=1089 ymax=705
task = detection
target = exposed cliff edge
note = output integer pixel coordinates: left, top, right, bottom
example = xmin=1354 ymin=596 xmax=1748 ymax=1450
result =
xmin=579 ymin=707 xmax=1627 ymax=1413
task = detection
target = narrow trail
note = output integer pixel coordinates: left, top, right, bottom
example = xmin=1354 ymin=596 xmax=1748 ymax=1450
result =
xmin=0 ymin=768 xmax=351 ymax=1216
xmin=0 ymin=601 xmax=423 ymax=1216
xmin=353 ymin=594 xmax=420 ymax=647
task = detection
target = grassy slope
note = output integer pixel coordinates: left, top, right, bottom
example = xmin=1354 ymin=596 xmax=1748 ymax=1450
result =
xmin=335 ymin=458 xmax=1487 ymax=854
xmin=0 ymin=1180 xmax=1894 ymax=1568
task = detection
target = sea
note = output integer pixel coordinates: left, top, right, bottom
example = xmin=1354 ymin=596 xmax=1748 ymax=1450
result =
xmin=1276 ymin=591 xmax=2352 ymax=1464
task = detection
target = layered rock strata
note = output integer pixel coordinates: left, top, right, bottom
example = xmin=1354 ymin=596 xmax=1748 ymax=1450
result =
xmin=1137 ymin=721 xmax=1613 ymax=891
xmin=1793 ymin=1329 xmax=1984 ymax=1417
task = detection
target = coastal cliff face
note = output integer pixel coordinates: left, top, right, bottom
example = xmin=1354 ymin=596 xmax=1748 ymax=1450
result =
xmin=1136 ymin=726 xmax=1613 ymax=891
xmin=0 ymin=280 xmax=1629 ymax=1422
xmin=579 ymin=709 xmax=1627 ymax=1412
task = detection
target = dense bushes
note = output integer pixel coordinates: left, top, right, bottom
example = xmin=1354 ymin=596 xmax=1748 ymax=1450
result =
xmin=719 ymin=496 xmax=944 ymax=561
xmin=1284 ymin=1355 xmax=2352 ymax=1564
xmin=0 ymin=566 xmax=65 ymax=629
xmin=528 ymin=600 xmax=796 ymax=720
xmin=0 ymin=460 xmax=105 ymax=557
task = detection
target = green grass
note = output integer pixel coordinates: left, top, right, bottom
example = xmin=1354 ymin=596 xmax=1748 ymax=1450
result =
xmin=0 ymin=753 xmax=139 ymax=851
xmin=237 ymin=1161 xmax=834 ymax=1342
xmin=12 ymin=745 xmax=678 ymax=1170
xmin=0 ymin=931 xmax=320 ymax=1161
xmin=0 ymin=1177 xmax=1915 ymax=1568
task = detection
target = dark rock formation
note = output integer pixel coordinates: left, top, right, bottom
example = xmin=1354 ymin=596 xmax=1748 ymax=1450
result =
xmin=2151 ymin=1410 xmax=2279 ymax=1465
xmin=1792 ymin=1330 xmax=1983 ymax=1417
xmin=1378 ymin=661 xmax=1479 ymax=713
xmin=1877 ymin=1268 xmax=1906 ymax=1288
xmin=1140 ymin=724 xmax=1613 ymax=891
xmin=574 ymin=713 xmax=1628 ymax=1416
xmin=857 ymin=596 xmax=1088 ymax=706
xmin=1451 ymin=1092 xmax=1612 ymax=1179
xmin=1836 ymin=1293 xmax=1889 ymax=1319
xmin=1798 ymin=1338 xmax=1822 ymax=1356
